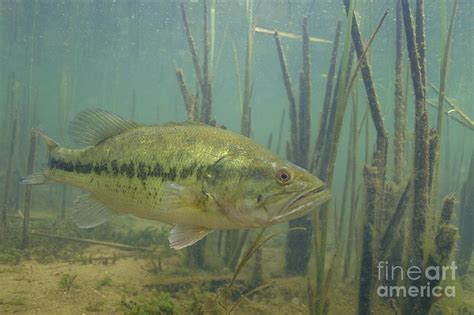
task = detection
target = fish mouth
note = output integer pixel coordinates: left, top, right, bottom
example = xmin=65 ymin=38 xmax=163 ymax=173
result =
xmin=270 ymin=184 xmax=331 ymax=223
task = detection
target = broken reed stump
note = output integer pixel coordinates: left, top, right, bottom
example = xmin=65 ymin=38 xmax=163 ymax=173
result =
xmin=1 ymin=114 xmax=18 ymax=243
xmin=22 ymin=130 xmax=37 ymax=248
xmin=415 ymin=194 xmax=457 ymax=314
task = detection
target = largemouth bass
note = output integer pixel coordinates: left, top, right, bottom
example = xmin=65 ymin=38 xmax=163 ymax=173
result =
xmin=21 ymin=109 xmax=330 ymax=249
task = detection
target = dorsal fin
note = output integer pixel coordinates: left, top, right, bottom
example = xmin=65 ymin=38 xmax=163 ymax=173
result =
xmin=69 ymin=108 xmax=140 ymax=146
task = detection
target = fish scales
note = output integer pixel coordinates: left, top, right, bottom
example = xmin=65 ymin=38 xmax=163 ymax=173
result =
xmin=47 ymin=124 xmax=265 ymax=227
xmin=21 ymin=109 xmax=330 ymax=249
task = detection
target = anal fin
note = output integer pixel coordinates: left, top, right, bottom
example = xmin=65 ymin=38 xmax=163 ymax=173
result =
xmin=169 ymin=225 xmax=211 ymax=250
xmin=71 ymin=194 xmax=117 ymax=228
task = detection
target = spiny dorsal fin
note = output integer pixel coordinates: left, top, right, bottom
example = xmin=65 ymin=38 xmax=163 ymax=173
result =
xmin=69 ymin=108 xmax=140 ymax=146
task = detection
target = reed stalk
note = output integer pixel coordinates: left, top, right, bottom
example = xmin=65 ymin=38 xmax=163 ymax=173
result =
xmin=179 ymin=2 xmax=204 ymax=92
xmin=435 ymin=0 xmax=457 ymax=136
xmin=240 ymin=13 xmax=254 ymax=137
xmin=432 ymin=0 xmax=458 ymax=199
xmin=343 ymin=92 xmax=359 ymax=278
xmin=276 ymin=108 xmax=285 ymax=155
xmin=311 ymin=22 xmax=342 ymax=173
xmin=358 ymin=165 xmax=378 ymax=315
xmin=201 ymin=0 xmax=212 ymax=124
xmin=337 ymin=105 xmax=355 ymax=244
xmin=393 ymin=0 xmax=406 ymax=185
xmin=298 ymin=17 xmax=311 ymax=167
xmin=274 ymin=31 xmax=298 ymax=161
xmin=176 ymin=67 xmax=196 ymax=120
xmin=22 ymin=130 xmax=37 ymax=248
xmin=1 ymin=115 xmax=18 ymax=243
xmin=457 ymin=153 xmax=474 ymax=275
xmin=379 ymin=180 xmax=411 ymax=258
xmin=401 ymin=0 xmax=430 ymax=269
xmin=427 ymin=99 xmax=473 ymax=131
xmin=343 ymin=2 xmax=388 ymax=211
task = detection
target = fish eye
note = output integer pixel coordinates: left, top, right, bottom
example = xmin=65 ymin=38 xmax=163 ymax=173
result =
xmin=276 ymin=168 xmax=292 ymax=184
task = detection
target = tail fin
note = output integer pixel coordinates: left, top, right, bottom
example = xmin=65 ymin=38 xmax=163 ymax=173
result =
xmin=19 ymin=129 xmax=60 ymax=185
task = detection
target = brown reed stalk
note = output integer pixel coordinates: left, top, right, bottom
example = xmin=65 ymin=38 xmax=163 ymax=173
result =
xmin=415 ymin=0 xmax=426 ymax=88
xmin=276 ymin=108 xmax=286 ymax=155
xmin=176 ymin=67 xmax=196 ymax=120
xmin=428 ymin=130 xmax=438 ymax=192
xmin=318 ymin=47 xmax=354 ymax=182
xmin=283 ymin=17 xmax=314 ymax=277
xmin=337 ymin=105 xmax=355 ymax=243
xmin=343 ymin=1 xmax=388 ymax=200
xmin=393 ymin=0 xmax=406 ymax=185
xmin=179 ymin=2 xmax=204 ymax=92
xmin=457 ymin=153 xmax=474 ymax=275
xmin=22 ymin=130 xmax=37 ymax=248
xmin=379 ymin=179 xmax=412 ymax=258
xmin=240 ymin=17 xmax=254 ymax=137
xmin=359 ymin=165 xmax=378 ymax=315
xmin=1 ymin=115 xmax=18 ymax=243
xmin=274 ymin=31 xmax=298 ymax=161
xmin=201 ymin=0 xmax=212 ymax=124
xmin=311 ymin=21 xmax=342 ymax=173
xmin=298 ymin=16 xmax=311 ymax=167
xmin=401 ymin=0 xmax=430 ymax=268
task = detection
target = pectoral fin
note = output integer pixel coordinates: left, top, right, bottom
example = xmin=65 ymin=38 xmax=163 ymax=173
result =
xmin=162 ymin=183 xmax=208 ymax=211
xmin=71 ymin=194 xmax=117 ymax=228
xmin=169 ymin=225 xmax=211 ymax=249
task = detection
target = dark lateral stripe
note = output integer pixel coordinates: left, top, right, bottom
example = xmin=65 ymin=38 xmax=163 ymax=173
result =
xmin=49 ymin=157 xmax=200 ymax=182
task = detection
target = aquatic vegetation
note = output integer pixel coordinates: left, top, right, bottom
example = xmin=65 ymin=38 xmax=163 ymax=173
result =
xmin=95 ymin=275 xmax=113 ymax=290
xmin=121 ymin=290 xmax=177 ymax=315
xmin=59 ymin=273 xmax=78 ymax=291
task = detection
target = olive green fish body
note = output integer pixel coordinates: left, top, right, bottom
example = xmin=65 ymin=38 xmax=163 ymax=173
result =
xmin=48 ymin=124 xmax=265 ymax=229
xmin=21 ymin=109 xmax=330 ymax=249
